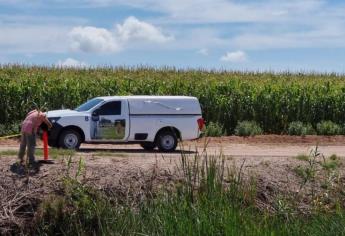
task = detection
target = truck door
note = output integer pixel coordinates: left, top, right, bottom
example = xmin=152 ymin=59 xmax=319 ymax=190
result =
xmin=90 ymin=100 xmax=129 ymax=141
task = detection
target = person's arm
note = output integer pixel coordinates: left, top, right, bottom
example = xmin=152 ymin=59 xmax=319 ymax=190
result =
xmin=44 ymin=116 xmax=53 ymax=129
xmin=41 ymin=113 xmax=53 ymax=129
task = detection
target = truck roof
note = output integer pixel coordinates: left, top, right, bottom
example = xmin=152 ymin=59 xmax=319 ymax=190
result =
xmin=97 ymin=96 xmax=197 ymax=101
xmin=96 ymin=96 xmax=201 ymax=115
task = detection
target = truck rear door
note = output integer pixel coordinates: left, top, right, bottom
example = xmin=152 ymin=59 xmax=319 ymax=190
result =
xmin=90 ymin=99 xmax=130 ymax=141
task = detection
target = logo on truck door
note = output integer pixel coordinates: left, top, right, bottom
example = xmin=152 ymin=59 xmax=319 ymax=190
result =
xmin=90 ymin=101 xmax=125 ymax=140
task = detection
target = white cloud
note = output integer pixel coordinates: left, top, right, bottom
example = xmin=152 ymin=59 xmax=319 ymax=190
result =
xmin=73 ymin=0 xmax=345 ymax=52
xmin=220 ymin=51 xmax=247 ymax=63
xmin=1 ymin=0 xmax=345 ymax=61
xmin=69 ymin=26 xmax=120 ymax=53
xmin=68 ymin=16 xmax=172 ymax=53
xmin=56 ymin=58 xmax=88 ymax=68
xmin=116 ymin=16 xmax=173 ymax=43
xmin=197 ymin=48 xmax=208 ymax=56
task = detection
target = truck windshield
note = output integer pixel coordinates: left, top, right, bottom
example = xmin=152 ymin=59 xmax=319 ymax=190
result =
xmin=75 ymin=98 xmax=104 ymax=112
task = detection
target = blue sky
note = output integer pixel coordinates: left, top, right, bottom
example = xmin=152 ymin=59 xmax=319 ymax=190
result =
xmin=0 ymin=0 xmax=345 ymax=72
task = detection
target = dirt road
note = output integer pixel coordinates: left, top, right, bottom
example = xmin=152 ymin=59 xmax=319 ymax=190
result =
xmin=1 ymin=135 xmax=344 ymax=158
xmin=1 ymin=135 xmax=344 ymax=187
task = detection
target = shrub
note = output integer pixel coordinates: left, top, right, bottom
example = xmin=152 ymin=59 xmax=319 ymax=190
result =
xmin=287 ymin=121 xmax=316 ymax=136
xmin=296 ymin=154 xmax=309 ymax=161
xmin=321 ymin=154 xmax=340 ymax=171
xmin=0 ymin=122 xmax=20 ymax=136
xmin=316 ymin=121 xmax=342 ymax=135
xmin=205 ymin=122 xmax=225 ymax=137
xmin=234 ymin=121 xmax=263 ymax=137
xmin=36 ymin=179 xmax=114 ymax=236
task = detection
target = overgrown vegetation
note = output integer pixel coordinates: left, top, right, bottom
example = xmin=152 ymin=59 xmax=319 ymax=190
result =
xmin=205 ymin=121 xmax=225 ymax=137
xmin=316 ymin=120 xmax=342 ymax=135
xmin=288 ymin=121 xmax=316 ymax=136
xmin=293 ymin=147 xmax=343 ymax=203
xmin=33 ymin=149 xmax=345 ymax=235
xmin=0 ymin=123 xmax=20 ymax=136
xmin=2 ymin=66 xmax=345 ymax=135
xmin=234 ymin=120 xmax=263 ymax=136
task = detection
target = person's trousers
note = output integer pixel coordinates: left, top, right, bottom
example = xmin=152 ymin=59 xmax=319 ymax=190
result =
xmin=18 ymin=133 xmax=36 ymax=163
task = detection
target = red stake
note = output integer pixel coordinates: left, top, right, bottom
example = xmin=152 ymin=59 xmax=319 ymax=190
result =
xmin=43 ymin=131 xmax=49 ymax=160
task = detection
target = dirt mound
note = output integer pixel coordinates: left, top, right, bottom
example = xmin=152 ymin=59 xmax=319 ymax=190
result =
xmin=1 ymin=136 xmax=345 ymax=234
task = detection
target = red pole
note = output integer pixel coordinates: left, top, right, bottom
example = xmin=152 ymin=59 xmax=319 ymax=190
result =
xmin=43 ymin=131 xmax=49 ymax=160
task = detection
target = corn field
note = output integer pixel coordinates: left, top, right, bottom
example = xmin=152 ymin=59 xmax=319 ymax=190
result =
xmin=1 ymin=65 xmax=345 ymax=134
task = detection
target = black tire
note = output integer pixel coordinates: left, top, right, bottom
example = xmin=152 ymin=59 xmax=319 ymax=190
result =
xmin=58 ymin=129 xmax=82 ymax=150
xmin=48 ymin=139 xmax=59 ymax=148
xmin=156 ymin=131 xmax=178 ymax=152
xmin=140 ymin=142 xmax=156 ymax=151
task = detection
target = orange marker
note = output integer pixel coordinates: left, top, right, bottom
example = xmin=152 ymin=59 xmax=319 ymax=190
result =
xmin=43 ymin=131 xmax=48 ymax=160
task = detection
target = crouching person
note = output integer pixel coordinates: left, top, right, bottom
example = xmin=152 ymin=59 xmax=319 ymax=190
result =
xmin=18 ymin=109 xmax=52 ymax=166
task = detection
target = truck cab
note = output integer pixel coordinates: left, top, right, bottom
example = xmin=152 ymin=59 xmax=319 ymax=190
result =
xmin=46 ymin=96 xmax=205 ymax=152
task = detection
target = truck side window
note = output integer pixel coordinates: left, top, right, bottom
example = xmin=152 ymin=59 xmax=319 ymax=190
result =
xmin=98 ymin=101 xmax=121 ymax=115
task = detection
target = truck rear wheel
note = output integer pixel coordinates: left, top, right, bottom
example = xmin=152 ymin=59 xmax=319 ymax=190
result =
xmin=140 ymin=142 xmax=156 ymax=151
xmin=59 ymin=129 xmax=81 ymax=150
xmin=156 ymin=131 xmax=177 ymax=152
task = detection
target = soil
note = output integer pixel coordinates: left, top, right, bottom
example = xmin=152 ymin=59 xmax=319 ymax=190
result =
xmin=0 ymin=135 xmax=344 ymax=234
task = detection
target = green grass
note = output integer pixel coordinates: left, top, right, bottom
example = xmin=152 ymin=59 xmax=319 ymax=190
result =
xmin=0 ymin=148 xmax=75 ymax=159
xmin=34 ymin=152 xmax=345 ymax=236
xmin=36 ymin=182 xmax=345 ymax=235
xmin=47 ymin=148 xmax=76 ymax=159
xmin=294 ymin=152 xmax=341 ymax=171
xmin=93 ymin=151 xmax=128 ymax=157
xmin=0 ymin=147 xmax=129 ymax=159
xmin=296 ymin=154 xmax=309 ymax=161
xmin=293 ymin=165 xmax=313 ymax=180
xmin=0 ymin=150 xmax=18 ymax=156
xmin=321 ymin=154 xmax=341 ymax=171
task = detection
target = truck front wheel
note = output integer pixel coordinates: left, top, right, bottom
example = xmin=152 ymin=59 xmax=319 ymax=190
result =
xmin=59 ymin=129 xmax=81 ymax=150
xmin=156 ymin=131 xmax=177 ymax=152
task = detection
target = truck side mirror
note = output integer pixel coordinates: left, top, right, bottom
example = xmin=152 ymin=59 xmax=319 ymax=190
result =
xmin=92 ymin=110 xmax=99 ymax=117
xmin=92 ymin=110 xmax=99 ymax=121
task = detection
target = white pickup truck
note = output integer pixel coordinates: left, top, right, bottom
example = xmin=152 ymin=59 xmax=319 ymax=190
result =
xmin=45 ymin=96 xmax=205 ymax=152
